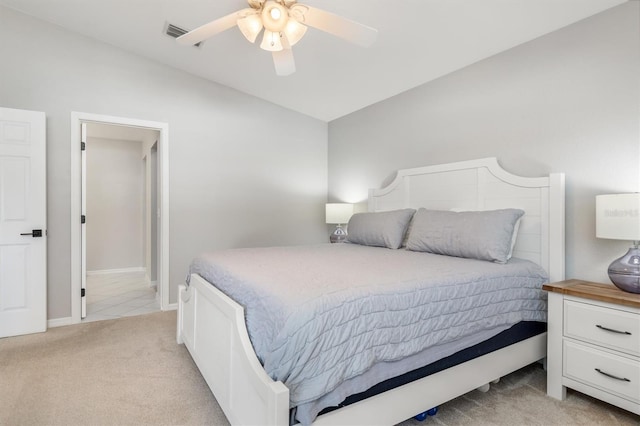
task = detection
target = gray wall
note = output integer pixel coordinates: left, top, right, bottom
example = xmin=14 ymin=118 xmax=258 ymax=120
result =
xmin=329 ymin=2 xmax=640 ymax=284
xmin=86 ymin=137 xmax=144 ymax=272
xmin=0 ymin=6 xmax=328 ymax=320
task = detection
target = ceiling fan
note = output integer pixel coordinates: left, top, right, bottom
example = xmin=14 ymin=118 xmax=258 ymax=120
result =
xmin=177 ymin=0 xmax=378 ymax=76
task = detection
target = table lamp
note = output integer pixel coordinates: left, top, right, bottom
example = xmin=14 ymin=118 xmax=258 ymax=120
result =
xmin=595 ymin=193 xmax=640 ymax=293
xmin=326 ymin=203 xmax=354 ymax=243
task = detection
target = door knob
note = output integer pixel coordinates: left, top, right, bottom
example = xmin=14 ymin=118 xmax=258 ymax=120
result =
xmin=20 ymin=229 xmax=43 ymax=237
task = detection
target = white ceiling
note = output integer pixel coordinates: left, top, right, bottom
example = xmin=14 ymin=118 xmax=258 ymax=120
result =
xmin=0 ymin=0 xmax=627 ymax=121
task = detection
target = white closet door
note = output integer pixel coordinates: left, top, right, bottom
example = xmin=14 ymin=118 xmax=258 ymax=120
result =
xmin=0 ymin=107 xmax=47 ymax=338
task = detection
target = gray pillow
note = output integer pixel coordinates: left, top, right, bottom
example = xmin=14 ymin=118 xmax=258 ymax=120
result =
xmin=347 ymin=209 xmax=416 ymax=249
xmin=405 ymin=208 xmax=525 ymax=263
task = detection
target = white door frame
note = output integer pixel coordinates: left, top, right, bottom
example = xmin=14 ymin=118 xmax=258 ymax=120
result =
xmin=70 ymin=112 xmax=170 ymax=323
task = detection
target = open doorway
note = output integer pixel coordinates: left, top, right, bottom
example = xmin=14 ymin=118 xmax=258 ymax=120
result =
xmin=70 ymin=112 xmax=169 ymax=324
xmin=82 ymin=123 xmax=160 ymax=322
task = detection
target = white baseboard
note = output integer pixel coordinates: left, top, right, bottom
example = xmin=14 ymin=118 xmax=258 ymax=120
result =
xmin=87 ymin=267 xmax=146 ymax=276
xmin=48 ymin=316 xmax=73 ymax=328
xmin=165 ymin=302 xmax=178 ymax=311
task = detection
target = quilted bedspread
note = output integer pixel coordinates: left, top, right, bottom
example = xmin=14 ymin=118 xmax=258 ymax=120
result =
xmin=189 ymin=243 xmax=548 ymax=423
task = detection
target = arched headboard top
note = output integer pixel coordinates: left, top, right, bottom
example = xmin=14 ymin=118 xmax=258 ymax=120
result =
xmin=368 ymin=158 xmax=565 ymax=282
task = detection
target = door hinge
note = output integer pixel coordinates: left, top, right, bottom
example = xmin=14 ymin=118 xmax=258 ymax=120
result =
xmin=81 ymin=142 xmax=86 ymax=151
xmin=81 ymin=288 xmax=86 ymax=297
xmin=81 ymin=215 xmax=86 ymax=224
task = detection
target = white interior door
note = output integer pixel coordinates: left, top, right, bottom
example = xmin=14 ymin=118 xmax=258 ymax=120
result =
xmin=0 ymin=107 xmax=47 ymax=338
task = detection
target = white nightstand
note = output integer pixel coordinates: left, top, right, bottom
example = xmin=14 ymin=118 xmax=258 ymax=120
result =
xmin=543 ymin=279 xmax=640 ymax=415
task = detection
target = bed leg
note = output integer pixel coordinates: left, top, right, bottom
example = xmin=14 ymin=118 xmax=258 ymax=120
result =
xmin=176 ymin=284 xmax=186 ymax=345
xmin=476 ymin=383 xmax=491 ymax=393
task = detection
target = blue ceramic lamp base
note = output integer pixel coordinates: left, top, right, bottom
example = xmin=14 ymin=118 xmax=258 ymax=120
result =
xmin=608 ymin=244 xmax=640 ymax=294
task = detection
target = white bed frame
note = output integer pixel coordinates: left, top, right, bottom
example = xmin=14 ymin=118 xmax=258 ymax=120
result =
xmin=177 ymin=157 xmax=565 ymax=425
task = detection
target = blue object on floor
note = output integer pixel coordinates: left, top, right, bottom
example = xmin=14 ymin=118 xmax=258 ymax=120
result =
xmin=414 ymin=406 xmax=438 ymax=421
xmin=414 ymin=412 xmax=428 ymax=421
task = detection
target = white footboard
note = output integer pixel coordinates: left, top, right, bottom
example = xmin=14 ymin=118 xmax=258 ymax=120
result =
xmin=177 ymin=274 xmax=289 ymax=426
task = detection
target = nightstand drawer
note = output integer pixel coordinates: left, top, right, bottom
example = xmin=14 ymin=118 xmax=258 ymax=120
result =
xmin=564 ymin=300 xmax=639 ymax=356
xmin=564 ymin=341 xmax=640 ymax=404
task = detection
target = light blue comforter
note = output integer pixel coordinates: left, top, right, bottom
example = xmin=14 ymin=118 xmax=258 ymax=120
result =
xmin=189 ymin=243 xmax=548 ymax=424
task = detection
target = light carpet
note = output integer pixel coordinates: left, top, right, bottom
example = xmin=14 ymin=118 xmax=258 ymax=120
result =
xmin=0 ymin=311 xmax=637 ymax=426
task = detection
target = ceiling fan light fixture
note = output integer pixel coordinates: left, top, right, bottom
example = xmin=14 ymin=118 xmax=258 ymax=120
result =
xmin=261 ymin=1 xmax=288 ymax=32
xmin=270 ymin=7 xmax=281 ymax=20
xmin=178 ymin=0 xmax=378 ymax=76
xmin=260 ymin=30 xmax=284 ymax=52
xmin=237 ymin=14 xmax=263 ymax=43
xmin=283 ymin=18 xmax=307 ymax=46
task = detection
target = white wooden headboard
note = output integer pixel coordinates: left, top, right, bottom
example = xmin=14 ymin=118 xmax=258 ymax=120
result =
xmin=368 ymin=158 xmax=565 ymax=282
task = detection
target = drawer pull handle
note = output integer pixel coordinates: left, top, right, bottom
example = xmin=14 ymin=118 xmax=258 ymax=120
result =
xmin=595 ymin=368 xmax=631 ymax=382
xmin=596 ymin=325 xmax=631 ymax=335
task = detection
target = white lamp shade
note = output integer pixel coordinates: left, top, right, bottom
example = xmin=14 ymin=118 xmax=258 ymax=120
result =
xmin=326 ymin=203 xmax=354 ymax=224
xmin=283 ymin=19 xmax=307 ymax=46
xmin=237 ymin=14 xmax=263 ymax=43
xmin=260 ymin=30 xmax=283 ymax=51
xmin=596 ymin=193 xmax=640 ymax=240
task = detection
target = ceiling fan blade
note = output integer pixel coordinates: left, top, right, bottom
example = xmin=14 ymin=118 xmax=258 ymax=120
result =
xmin=272 ymin=49 xmax=296 ymax=76
xmin=272 ymin=35 xmax=296 ymax=76
xmin=291 ymin=4 xmax=377 ymax=47
xmin=176 ymin=11 xmax=242 ymax=45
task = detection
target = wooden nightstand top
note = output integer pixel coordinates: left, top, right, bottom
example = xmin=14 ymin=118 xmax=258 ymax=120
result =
xmin=543 ymin=279 xmax=640 ymax=309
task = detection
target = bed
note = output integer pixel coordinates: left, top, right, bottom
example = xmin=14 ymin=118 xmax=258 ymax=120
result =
xmin=177 ymin=157 xmax=565 ymax=425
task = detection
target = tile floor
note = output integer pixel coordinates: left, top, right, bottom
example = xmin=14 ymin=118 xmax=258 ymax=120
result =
xmin=82 ymin=271 xmax=160 ymax=323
